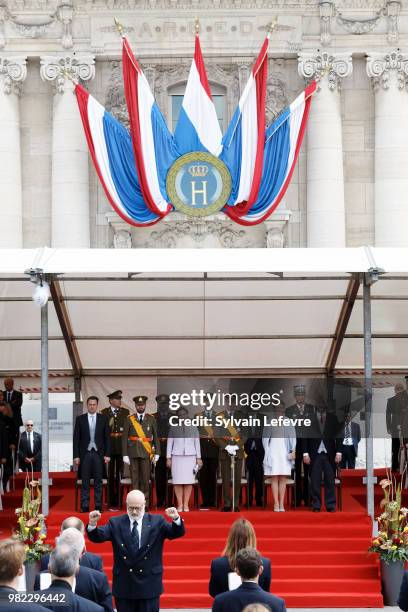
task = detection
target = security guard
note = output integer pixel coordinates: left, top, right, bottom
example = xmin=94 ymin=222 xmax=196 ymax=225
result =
xmin=101 ymin=390 xmax=129 ymax=510
xmin=215 ymin=399 xmax=247 ymax=512
xmin=198 ymin=396 xmax=219 ymax=509
xmin=122 ymin=396 xmax=159 ymax=509
xmin=154 ymin=394 xmax=170 ymax=507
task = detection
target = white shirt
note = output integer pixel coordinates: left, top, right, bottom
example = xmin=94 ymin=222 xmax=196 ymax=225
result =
xmin=28 ymin=432 xmax=33 ymax=453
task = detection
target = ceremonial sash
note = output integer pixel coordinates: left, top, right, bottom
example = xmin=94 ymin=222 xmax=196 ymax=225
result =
xmin=223 ymin=417 xmax=242 ymax=445
xmin=130 ymin=415 xmax=154 ymax=458
xmin=201 ymin=424 xmax=215 ymax=439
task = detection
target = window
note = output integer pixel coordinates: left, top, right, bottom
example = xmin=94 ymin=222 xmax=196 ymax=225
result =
xmin=169 ymin=83 xmax=226 ymax=134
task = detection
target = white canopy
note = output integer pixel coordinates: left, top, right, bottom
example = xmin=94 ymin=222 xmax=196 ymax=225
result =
xmin=0 ymin=246 xmax=407 ymax=375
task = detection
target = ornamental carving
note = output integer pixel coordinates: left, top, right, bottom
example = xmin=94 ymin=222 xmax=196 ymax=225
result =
xmin=142 ymin=217 xmax=253 ymax=248
xmin=40 ymin=54 xmax=95 ymax=92
xmin=0 ymin=55 xmax=26 ymax=94
xmin=298 ymin=52 xmax=352 ymax=91
xmin=105 ymin=60 xmax=129 ymax=126
xmin=265 ymin=70 xmax=288 ymax=124
xmin=87 ymin=0 xmax=318 ymax=10
xmin=367 ymin=52 xmax=408 ymax=91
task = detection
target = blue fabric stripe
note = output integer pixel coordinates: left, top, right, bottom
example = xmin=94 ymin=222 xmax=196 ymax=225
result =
xmin=151 ymin=102 xmax=179 ymax=201
xmin=174 ymin=107 xmax=208 ymax=155
xmin=220 ymin=106 xmax=242 ymax=205
xmin=243 ymin=107 xmax=291 ymax=219
xmin=103 ymin=111 xmax=160 ymax=224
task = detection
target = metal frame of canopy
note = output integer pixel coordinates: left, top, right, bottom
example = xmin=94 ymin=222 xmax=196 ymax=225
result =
xmin=2 ymin=246 xmax=408 ymax=521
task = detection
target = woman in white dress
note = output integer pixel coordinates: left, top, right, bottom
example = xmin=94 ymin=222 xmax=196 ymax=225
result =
xmin=263 ymin=402 xmax=296 ymax=512
xmin=166 ymin=406 xmax=202 ymax=512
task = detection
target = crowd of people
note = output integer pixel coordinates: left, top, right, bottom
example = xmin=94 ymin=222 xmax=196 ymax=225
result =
xmin=0 ymin=490 xmax=288 ymax=612
xmin=72 ymin=385 xmax=362 ymax=514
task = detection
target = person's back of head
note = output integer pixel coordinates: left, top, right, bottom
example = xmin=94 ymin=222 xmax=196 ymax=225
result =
xmin=0 ymin=539 xmax=25 ymax=587
xmin=56 ymin=527 xmax=85 ymax=558
xmin=223 ymin=519 xmax=257 ymax=569
xmin=61 ymin=517 xmax=85 ymax=534
xmin=235 ymin=547 xmax=263 ymax=582
xmin=242 ymin=605 xmax=271 ymax=612
xmin=49 ymin=543 xmax=80 ymax=580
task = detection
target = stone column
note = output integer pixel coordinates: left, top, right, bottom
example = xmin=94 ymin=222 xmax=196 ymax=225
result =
xmin=40 ymin=55 xmax=95 ymax=248
xmin=0 ymin=57 xmax=26 ymax=248
xmin=298 ymin=52 xmax=352 ymax=247
xmin=367 ymin=52 xmax=408 ymax=246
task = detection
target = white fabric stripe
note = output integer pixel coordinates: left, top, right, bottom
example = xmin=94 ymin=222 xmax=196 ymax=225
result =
xmin=235 ymin=74 xmax=257 ymax=204
xmin=137 ymin=71 xmax=168 ymax=213
xmin=241 ymin=93 xmax=306 ymax=222
xmin=88 ymin=95 xmax=152 ymax=226
xmin=182 ymin=61 xmax=222 ymax=156
xmin=88 ymin=96 xmax=129 ymax=220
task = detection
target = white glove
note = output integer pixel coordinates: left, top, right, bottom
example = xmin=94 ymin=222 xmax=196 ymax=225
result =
xmin=123 ymin=455 xmax=130 ymax=465
xmin=225 ymin=445 xmax=237 ymax=456
xmin=153 ymin=454 xmax=160 ymax=464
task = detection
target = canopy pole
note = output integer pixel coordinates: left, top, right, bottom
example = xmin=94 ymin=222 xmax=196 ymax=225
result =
xmin=41 ymin=297 xmax=49 ymax=516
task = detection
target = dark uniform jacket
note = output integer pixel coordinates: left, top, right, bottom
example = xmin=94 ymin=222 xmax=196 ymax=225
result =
xmin=100 ymin=407 xmax=129 ymax=456
xmin=86 ymin=513 xmax=185 ymax=599
xmin=209 ymin=555 xmax=271 ymax=597
xmin=122 ymin=413 xmax=159 ymax=458
xmin=154 ymin=411 xmax=170 ymax=457
xmin=212 ymin=581 xmax=286 ymax=612
xmin=18 ymin=431 xmax=42 ymax=467
xmin=2 ymin=389 xmax=23 ymax=427
xmin=387 ymin=391 xmax=408 ymax=437
xmin=286 ymin=402 xmax=315 ymax=453
xmin=214 ymin=411 xmax=247 ymax=459
xmin=41 ymin=579 xmax=103 ymax=612
xmin=0 ymin=586 xmax=49 ymax=612
xmin=303 ymin=412 xmax=343 ymax=466
xmin=73 ymin=413 xmax=110 ymax=461
xmin=40 ymin=551 xmax=103 ymax=572
xmin=198 ymin=411 xmax=219 ymax=459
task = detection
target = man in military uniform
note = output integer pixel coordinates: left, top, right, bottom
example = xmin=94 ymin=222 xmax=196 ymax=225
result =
xmin=198 ymin=396 xmax=219 ymax=509
xmin=286 ymin=384 xmax=315 ymax=507
xmin=215 ymin=399 xmax=247 ymax=512
xmin=154 ymin=394 xmax=170 ymax=507
xmin=101 ymin=390 xmax=129 ymax=510
xmin=122 ymin=396 xmax=159 ymax=509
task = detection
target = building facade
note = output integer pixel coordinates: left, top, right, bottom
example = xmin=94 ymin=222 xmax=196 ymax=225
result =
xmin=0 ymin=0 xmax=406 ymax=250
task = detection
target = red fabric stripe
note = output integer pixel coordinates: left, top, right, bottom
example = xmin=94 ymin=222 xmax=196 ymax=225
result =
xmin=74 ymin=84 xmax=162 ymax=228
xmin=194 ymin=35 xmax=212 ymax=99
xmin=227 ymin=38 xmax=269 ymax=221
xmin=122 ymin=38 xmax=169 ymax=217
xmin=224 ymin=82 xmax=316 ymax=226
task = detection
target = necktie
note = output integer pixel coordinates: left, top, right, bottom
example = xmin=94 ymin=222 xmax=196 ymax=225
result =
xmin=139 ymin=415 xmax=143 ymax=423
xmin=345 ymin=423 xmax=352 ymax=445
xmin=7 ymin=391 xmax=11 ymax=402
xmin=131 ymin=521 xmax=139 ymax=549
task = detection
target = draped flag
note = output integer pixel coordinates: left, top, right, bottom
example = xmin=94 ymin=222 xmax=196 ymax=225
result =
xmin=121 ymin=36 xmax=178 ymax=217
xmin=75 ymin=84 xmax=163 ymax=226
xmin=174 ymin=33 xmax=222 ymax=157
xmin=229 ymin=81 xmax=317 ymax=226
xmin=220 ymin=35 xmax=269 ymax=220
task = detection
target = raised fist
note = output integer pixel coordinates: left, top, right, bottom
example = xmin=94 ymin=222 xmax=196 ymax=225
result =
xmin=89 ymin=510 xmax=101 ymax=526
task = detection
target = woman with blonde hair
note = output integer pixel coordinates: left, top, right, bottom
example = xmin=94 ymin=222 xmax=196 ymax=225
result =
xmin=209 ymin=518 xmax=271 ymax=597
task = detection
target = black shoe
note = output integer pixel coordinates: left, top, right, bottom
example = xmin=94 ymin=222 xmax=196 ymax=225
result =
xmin=326 ymin=508 xmax=335 ymax=513
xmin=221 ymin=506 xmax=232 ymax=512
xmin=233 ymin=506 xmax=240 ymax=512
xmin=312 ymin=508 xmax=320 ymax=512
xmin=200 ymin=504 xmax=209 ymax=510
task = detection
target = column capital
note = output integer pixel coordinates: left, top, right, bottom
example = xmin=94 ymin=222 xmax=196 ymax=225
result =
xmin=366 ymin=51 xmax=408 ymax=91
xmin=40 ymin=55 xmax=95 ymax=93
xmin=298 ymin=52 xmax=352 ymax=91
xmin=0 ymin=56 xmax=27 ymax=95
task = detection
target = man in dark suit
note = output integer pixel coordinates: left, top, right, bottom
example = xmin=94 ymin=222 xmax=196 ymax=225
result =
xmin=101 ymin=390 xmax=129 ymax=510
xmin=198 ymin=397 xmax=219 ymax=509
xmin=340 ymin=412 xmax=361 ymax=469
xmin=212 ymin=547 xmax=286 ymax=612
xmin=153 ymin=394 xmax=170 ymax=508
xmin=40 ymin=516 xmax=103 ymax=572
xmin=73 ymin=396 xmax=110 ymax=513
xmin=18 ymin=420 xmax=42 ymax=471
xmin=0 ymin=539 xmax=49 ymax=612
xmin=286 ymin=385 xmax=315 ymax=506
xmin=86 ymin=489 xmax=185 ymax=612
xmin=3 ymin=378 xmax=23 ymax=428
xmin=398 ymin=570 xmax=408 ymax=610
xmin=386 ymin=383 xmax=408 ymax=472
xmin=303 ymin=405 xmax=342 ymax=512
xmin=35 ymin=527 xmax=112 ymax=612
xmin=244 ymin=429 xmax=264 ymax=508
xmin=41 ymin=544 xmax=103 ymax=612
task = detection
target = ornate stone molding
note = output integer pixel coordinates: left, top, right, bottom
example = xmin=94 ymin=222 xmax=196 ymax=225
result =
xmin=0 ymin=3 xmax=6 ymax=49
xmin=367 ymin=51 xmax=408 ymax=91
xmin=0 ymin=55 xmax=26 ymax=94
xmin=86 ymin=0 xmax=319 ymax=10
xmin=384 ymin=0 xmax=401 ymax=45
xmin=298 ymin=52 xmax=352 ymax=91
xmin=105 ymin=212 xmax=133 ymax=248
xmin=142 ymin=213 xmax=253 ymax=249
xmin=56 ymin=2 xmax=73 ymax=49
xmin=264 ymin=211 xmax=292 ymax=248
xmin=319 ymin=0 xmax=335 ymax=46
xmin=40 ymin=54 xmax=95 ymax=93
xmin=336 ymin=12 xmax=381 ymax=35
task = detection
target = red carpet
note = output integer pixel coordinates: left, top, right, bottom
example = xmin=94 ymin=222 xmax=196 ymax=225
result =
xmin=0 ymin=471 xmax=385 ymax=608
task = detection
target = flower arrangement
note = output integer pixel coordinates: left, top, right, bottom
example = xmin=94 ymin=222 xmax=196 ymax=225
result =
xmin=14 ymin=474 xmax=51 ymax=563
xmin=369 ymin=477 xmax=408 ymax=563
